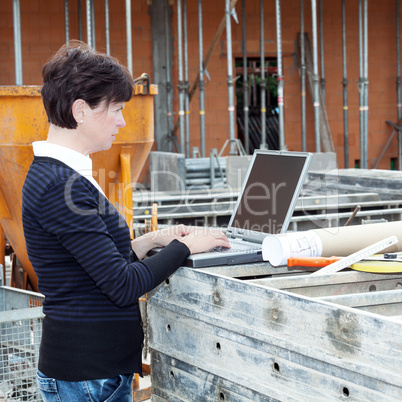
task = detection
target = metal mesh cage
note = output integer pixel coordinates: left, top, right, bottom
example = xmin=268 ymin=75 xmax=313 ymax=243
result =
xmin=0 ymin=286 xmax=44 ymax=401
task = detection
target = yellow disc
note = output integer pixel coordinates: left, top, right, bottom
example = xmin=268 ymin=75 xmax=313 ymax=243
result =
xmin=351 ymin=261 xmax=402 ymax=273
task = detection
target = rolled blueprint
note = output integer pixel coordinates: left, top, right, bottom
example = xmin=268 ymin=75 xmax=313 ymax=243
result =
xmin=263 ymin=220 xmax=402 ymax=267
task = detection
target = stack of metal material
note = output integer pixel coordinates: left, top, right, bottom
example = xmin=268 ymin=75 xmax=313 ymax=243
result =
xmin=148 ymin=264 xmax=402 ymax=401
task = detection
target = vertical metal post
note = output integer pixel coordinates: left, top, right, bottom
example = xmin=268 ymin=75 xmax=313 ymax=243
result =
xmin=65 ymin=0 xmax=70 ymax=43
xmin=198 ymin=0 xmax=206 ymax=157
xmin=183 ymin=0 xmax=191 ymax=158
xmin=91 ymin=0 xmax=96 ymax=49
xmin=260 ymin=0 xmax=267 ymax=150
xmin=311 ymin=0 xmax=321 ymax=152
xmin=359 ymin=0 xmax=368 ymax=169
xmin=342 ymin=0 xmax=349 ymax=168
xmin=86 ymin=0 xmax=92 ymax=47
xmin=225 ymin=0 xmax=237 ymax=155
xmin=12 ymin=0 xmax=23 ymax=85
xmin=165 ymin=3 xmax=174 ymax=151
xmin=276 ymin=0 xmax=285 ymax=150
xmin=177 ymin=0 xmax=185 ymax=154
xmin=126 ymin=0 xmax=132 ymax=74
xmin=363 ymin=0 xmax=369 ymax=169
xmin=397 ymin=0 xmax=402 ymax=169
xmin=105 ymin=0 xmax=110 ymax=55
xmin=78 ymin=0 xmax=83 ymax=41
xmin=242 ymin=0 xmax=249 ymax=154
xmin=319 ymin=0 xmax=326 ymax=105
xmin=300 ymin=0 xmax=307 ymax=152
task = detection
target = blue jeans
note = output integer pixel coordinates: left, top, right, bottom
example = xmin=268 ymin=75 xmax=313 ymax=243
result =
xmin=36 ymin=370 xmax=134 ymax=402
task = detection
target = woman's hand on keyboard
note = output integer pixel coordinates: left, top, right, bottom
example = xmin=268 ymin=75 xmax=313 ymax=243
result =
xmin=179 ymin=227 xmax=231 ymax=255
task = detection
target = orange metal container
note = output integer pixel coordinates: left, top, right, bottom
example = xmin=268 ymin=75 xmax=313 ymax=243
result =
xmin=0 ymin=85 xmax=156 ymax=291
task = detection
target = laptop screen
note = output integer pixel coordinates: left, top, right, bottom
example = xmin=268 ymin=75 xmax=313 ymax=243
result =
xmin=229 ymin=150 xmax=311 ymax=235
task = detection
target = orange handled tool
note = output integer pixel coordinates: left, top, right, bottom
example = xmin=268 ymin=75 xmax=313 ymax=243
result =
xmin=287 ymin=256 xmax=342 ymax=267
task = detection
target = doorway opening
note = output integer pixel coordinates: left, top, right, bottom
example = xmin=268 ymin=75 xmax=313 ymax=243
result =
xmin=235 ymin=58 xmax=279 ymax=153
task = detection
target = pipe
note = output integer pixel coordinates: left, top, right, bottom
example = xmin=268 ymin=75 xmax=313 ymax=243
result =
xmin=177 ymin=0 xmax=185 ymax=154
xmin=199 ymin=0 xmax=206 ymax=157
xmin=363 ymin=0 xmax=369 ymax=169
xmin=91 ymin=0 xmax=96 ymax=49
xmin=105 ymin=0 xmax=110 ymax=55
xmin=311 ymin=0 xmax=320 ymax=152
xmin=260 ymin=0 xmax=267 ymax=149
xmin=397 ymin=0 xmax=402 ymax=170
xmin=12 ymin=0 xmax=23 ymax=85
xmin=183 ymin=0 xmax=191 ymax=158
xmin=319 ymin=0 xmax=326 ymax=105
xmin=165 ymin=2 xmax=174 ymax=152
xmin=65 ymin=0 xmax=70 ymax=43
xmin=225 ymin=0 xmax=237 ymax=155
xmin=342 ymin=0 xmax=349 ymax=168
xmin=125 ymin=0 xmax=132 ymax=74
xmin=359 ymin=0 xmax=369 ymax=169
xmin=242 ymin=0 xmax=249 ymax=154
xmin=78 ymin=0 xmax=83 ymax=41
xmin=276 ymin=0 xmax=285 ymax=150
xmin=300 ymin=0 xmax=306 ymax=152
xmin=86 ymin=0 xmax=92 ymax=47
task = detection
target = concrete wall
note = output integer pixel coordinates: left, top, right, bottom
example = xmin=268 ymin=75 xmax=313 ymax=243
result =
xmin=1 ymin=0 xmax=400 ymax=175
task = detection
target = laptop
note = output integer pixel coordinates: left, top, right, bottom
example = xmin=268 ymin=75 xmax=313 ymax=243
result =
xmin=185 ymin=150 xmax=312 ymax=268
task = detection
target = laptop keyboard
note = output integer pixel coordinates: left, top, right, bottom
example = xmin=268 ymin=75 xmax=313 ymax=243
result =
xmin=209 ymin=238 xmax=261 ymax=253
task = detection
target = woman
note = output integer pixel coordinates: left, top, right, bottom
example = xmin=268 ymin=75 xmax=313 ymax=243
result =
xmin=22 ymin=40 xmax=229 ymax=401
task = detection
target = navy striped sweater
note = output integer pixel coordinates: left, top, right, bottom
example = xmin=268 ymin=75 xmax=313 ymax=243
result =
xmin=22 ymin=156 xmax=190 ymax=381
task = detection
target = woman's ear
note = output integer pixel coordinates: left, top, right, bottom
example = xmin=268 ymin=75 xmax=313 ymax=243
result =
xmin=72 ymin=99 xmax=87 ymax=125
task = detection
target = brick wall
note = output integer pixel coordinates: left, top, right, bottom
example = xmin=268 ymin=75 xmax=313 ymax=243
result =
xmin=1 ymin=0 xmax=400 ymax=172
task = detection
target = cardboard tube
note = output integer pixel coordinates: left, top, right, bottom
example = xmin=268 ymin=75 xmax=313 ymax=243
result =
xmin=263 ymin=221 xmax=402 ymax=266
xmin=312 ymin=221 xmax=402 ymax=256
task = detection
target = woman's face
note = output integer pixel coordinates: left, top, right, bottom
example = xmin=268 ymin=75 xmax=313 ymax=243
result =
xmin=82 ymin=100 xmax=126 ymax=154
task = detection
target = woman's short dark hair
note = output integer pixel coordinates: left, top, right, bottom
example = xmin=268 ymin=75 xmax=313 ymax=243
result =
xmin=41 ymin=40 xmax=135 ymax=129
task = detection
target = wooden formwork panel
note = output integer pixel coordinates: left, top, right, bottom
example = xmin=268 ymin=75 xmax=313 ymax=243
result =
xmin=148 ymin=267 xmax=402 ymax=401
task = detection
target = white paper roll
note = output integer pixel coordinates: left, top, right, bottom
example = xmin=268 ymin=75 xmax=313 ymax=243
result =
xmin=262 ymin=231 xmax=323 ymax=266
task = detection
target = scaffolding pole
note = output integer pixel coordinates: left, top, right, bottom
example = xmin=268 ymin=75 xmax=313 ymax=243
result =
xmin=396 ymin=0 xmax=402 ymax=170
xmin=242 ymin=0 xmax=250 ymax=154
xmin=105 ymin=0 xmax=110 ymax=55
xmin=359 ymin=0 xmax=369 ymax=168
xmin=177 ymin=0 xmax=185 ymax=155
xmin=311 ymin=0 xmax=320 ymax=152
xmin=199 ymin=0 xmax=206 ymax=157
xmin=225 ymin=0 xmax=237 ymax=155
xmin=125 ymin=0 xmax=132 ymax=74
xmin=64 ymin=0 xmax=70 ymax=43
xmin=319 ymin=0 xmax=326 ymax=105
xmin=86 ymin=0 xmax=93 ymax=48
xmin=260 ymin=0 xmax=267 ymax=149
xmin=165 ymin=3 xmax=174 ymax=152
xmin=342 ymin=0 xmax=349 ymax=168
xmin=300 ymin=0 xmax=307 ymax=152
xmin=78 ymin=0 xmax=83 ymax=41
xmin=276 ymin=0 xmax=285 ymax=150
xmin=183 ymin=0 xmax=191 ymax=158
xmin=12 ymin=0 xmax=22 ymax=85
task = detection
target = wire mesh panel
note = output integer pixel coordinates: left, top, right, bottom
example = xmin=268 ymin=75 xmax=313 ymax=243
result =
xmin=0 ymin=287 xmax=44 ymax=401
